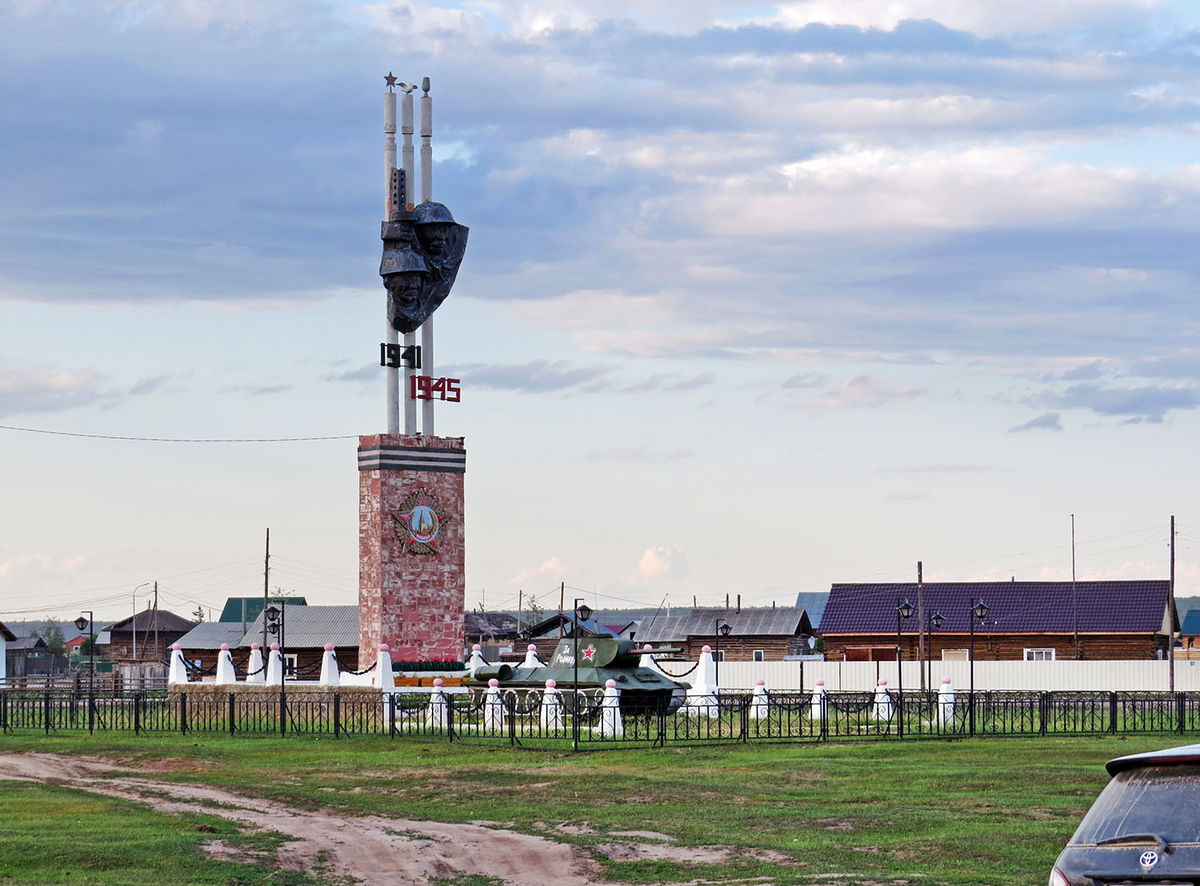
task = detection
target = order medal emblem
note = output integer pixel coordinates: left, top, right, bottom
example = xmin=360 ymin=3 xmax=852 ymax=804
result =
xmin=392 ymin=489 xmax=447 ymax=554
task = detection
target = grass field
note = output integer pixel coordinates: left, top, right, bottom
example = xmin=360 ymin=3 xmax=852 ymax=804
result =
xmin=0 ymin=732 xmax=1183 ymax=884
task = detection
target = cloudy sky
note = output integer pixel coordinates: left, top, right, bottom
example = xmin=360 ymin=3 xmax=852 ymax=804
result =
xmin=3 ymin=0 xmax=1200 ymax=625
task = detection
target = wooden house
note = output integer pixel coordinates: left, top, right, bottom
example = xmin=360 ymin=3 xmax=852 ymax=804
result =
xmin=819 ymin=581 xmax=1176 ymax=662
xmin=107 ymin=608 xmax=198 ymax=662
xmin=636 ymin=608 xmax=815 ymax=661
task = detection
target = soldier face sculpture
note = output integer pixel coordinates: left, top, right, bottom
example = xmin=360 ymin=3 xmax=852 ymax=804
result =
xmin=380 ymin=201 xmax=468 ymax=333
xmin=384 ymin=271 xmax=427 ymax=333
xmin=416 ymin=222 xmax=453 ymax=259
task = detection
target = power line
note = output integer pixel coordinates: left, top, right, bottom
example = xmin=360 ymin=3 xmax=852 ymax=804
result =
xmin=0 ymin=424 xmax=356 ymax=443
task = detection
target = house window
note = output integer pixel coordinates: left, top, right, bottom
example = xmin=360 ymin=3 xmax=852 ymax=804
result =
xmin=715 ymin=650 xmax=725 ymax=662
xmin=284 ymin=653 xmax=299 ymax=678
xmin=942 ymin=649 xmax=969 ymax=661
xmin=753 ymin=650 xmax=764 ymax=662
xmin=1024 ymin=648 xmax=1056 ymax=661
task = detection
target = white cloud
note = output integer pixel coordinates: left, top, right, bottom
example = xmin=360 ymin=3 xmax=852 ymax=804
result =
xmin=637 ymin=545 xmax=689 ymax=580
xmin=765 ymin=0 xmax=1158 ymax=37
xmin=0 ymin=363 xmax=106 ymax=417
xmin=509 ymin=556 xmax=574 ymax=587
xmin=0 ymin=552 xmax=90 ymax=587
xmin=809 ymin=374 xmax=924 ymax=409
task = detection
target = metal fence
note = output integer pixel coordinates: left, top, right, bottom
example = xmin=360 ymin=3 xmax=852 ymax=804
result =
xmin=6 ymin=689 xmax=1200 ymax=748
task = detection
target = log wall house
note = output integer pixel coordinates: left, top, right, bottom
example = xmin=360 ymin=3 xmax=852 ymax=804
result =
xmin=819 ymin=581 xmax=1176 ymax=662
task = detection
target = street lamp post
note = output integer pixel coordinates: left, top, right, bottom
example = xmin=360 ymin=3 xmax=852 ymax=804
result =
xmin=265 ymin=603 xmax=287 ymax=736
xmin=895 ymin=598 xmax=914 ymax=737
xmin=714 ymin=620 xmax=732 ymax=690
xmin=968 ymin=598 xmax=989 ymax=737
xmin=926 ymin=611 xmax=945 ymax=693
xmin=571 ymin=598 xmax=593 ymax=751
xmin=73 ymin=612 xmax=94 ymax=734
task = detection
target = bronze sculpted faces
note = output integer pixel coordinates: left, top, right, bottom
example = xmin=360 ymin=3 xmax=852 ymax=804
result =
xmin=380 ymin=201 xmax=468 ymax=334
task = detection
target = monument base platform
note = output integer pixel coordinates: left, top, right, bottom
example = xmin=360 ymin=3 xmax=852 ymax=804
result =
xmin=358 ymin=434 xmax=466 ymax=667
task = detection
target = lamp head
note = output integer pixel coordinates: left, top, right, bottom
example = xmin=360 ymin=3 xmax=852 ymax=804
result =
xmin=931 ymin=612 xmax=946 ymax=630
xmin=74 ymin=615 xmax=89 ymax=632
xmin=972 ymin=600 xmax=990 ymax=621
xmin=718 ymin=622 xmax=733 ymax=637
xmin=897 ymin=599 xmax=916 ymax=620
xmin=574 ymin=602 xmax=593 ymax=622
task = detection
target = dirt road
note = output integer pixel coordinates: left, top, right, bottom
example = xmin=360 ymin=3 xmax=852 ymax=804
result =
xmin=0 ymin=752 xmax=608 ymax=885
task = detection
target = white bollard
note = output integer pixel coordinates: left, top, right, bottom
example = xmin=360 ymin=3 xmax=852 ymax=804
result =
xmin=937 ymin=676 xmax=955 ymax=727
xmin=483 ymin=678 xmax=506 ymax=732
xmin=540 ymin=679 xmax=565 ymax=734
xmin=639 ymin=644 xmax=671 ymax=680
xmin=426 ymin=678 xmax=449 ymax=730
xmin=467 ymin=643 xmax=487 ymax=678
xmin=750 ymin=679 xmax=769 ymax=720
xmin=872 ymin=678 xmax=894 ymax=722
xmin=318 ymin=643 xmax=338 ymax=687
xmin=810 ymin=678 xmax=826 ymax=722
xmin=375 ymin=643 xmax=395 ymax=691
xmin=521 ymin=643 xmax=543 ymax=669
xmin=215 ymin=644 xmax=237 ymax=685
xmin=685 ymin=645 xmax=719 ymax=718
xmin=245 ymin=643 xmax=265 ymax=685
xmin=266 ymin=643 xmax=284 ymax=685
xmin=600 ymin=678 xmax=623 ymax=738
xmin=168 ymin=643 xmax=190 ymax=685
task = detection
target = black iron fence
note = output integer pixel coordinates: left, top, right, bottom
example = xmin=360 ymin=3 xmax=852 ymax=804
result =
xmin=6 ymin=689 xmax=1200 ymax=748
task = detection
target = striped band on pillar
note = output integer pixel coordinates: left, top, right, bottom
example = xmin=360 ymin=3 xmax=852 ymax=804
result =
xmin=357 ymin=444 xmax=466 ymax=473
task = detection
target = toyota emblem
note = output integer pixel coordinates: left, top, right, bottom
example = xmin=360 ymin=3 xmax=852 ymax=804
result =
xmin=1139 ymin=850 xmax=1160 ymax=871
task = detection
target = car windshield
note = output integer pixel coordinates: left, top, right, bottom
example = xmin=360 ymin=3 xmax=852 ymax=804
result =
xmin=1071 ymin=764 xmax=1200 ymax=846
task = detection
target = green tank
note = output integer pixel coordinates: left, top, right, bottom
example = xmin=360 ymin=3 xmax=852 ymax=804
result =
xmin=465 ymin=637 xmax=690 ymax=713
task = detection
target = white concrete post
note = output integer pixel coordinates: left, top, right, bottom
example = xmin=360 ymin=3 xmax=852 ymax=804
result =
xmin=600 ymin=678 xmax=623 ymax=738
xmin=685 ymin=645 xmax=719 ymax=718
xmin=426 ymin=677 xmax=449 ymax=729
xmin=215 ymin=644 xmax=237 ymax=685
xmin=375 ymin=643 xmax=396 ymax=691
xmin=540 ymin=679 xmax=565 ymax=734
xmin=750 ymin=679 xmax=769 ymax=720
xmin=937 ymin=676 xmax=956 ymax=727
xmin=483 ymin=678 xmax=505 ymax=732
xmin=385 ymin=80 xmax=400 ymax=435
xmin=245 ymin=643 xmax=265 ymax=685
xmin=639 ymin=643 xmax=670 ymax=679
xmin=400 ymin=86 xmax=417 ymax=435
xmin=872 ymin=678 xmax=894 ymax=722
xmin=266 ymin=642 xmax=284 ymax=685
xmin=418 ymin=79 xmax=435 ymax=435
xmin=810 ymin=678 xmax=826 ymax=722
xmin=319 ymin=643 xmax=338 ymax=687
xmin=467 ymin=643 xmax=487 ymax=678
xmin=521 ymin=643 xmax=543 ymax=669
xmin=167 ymin=643 xmax=189 ymax=685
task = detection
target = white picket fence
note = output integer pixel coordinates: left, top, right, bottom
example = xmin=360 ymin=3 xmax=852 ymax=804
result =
xmin=717 ymin=659 xmax=1200 ymax=693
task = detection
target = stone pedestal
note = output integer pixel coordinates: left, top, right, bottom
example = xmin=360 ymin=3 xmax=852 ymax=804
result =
xmin=358 ymin=434 xmax=465 ymax=665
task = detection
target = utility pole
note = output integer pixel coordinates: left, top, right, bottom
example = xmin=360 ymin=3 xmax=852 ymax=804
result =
xmin=917 ymin=561 xmax=925 ymax=692
xmin=263 ymin=528 xmax=270 ymax=650
xmin=1170 ymin=514 xmax=1176 ymax=692
xmin=153 ymin=581 xmax=159 ymax=661
xmin=1072 ymin=514 xmax=1080 ymax=659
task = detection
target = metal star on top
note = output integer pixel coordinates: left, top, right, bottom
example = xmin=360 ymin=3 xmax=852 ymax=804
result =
xmin=384 ymin=72 xmax=398 ymax=91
